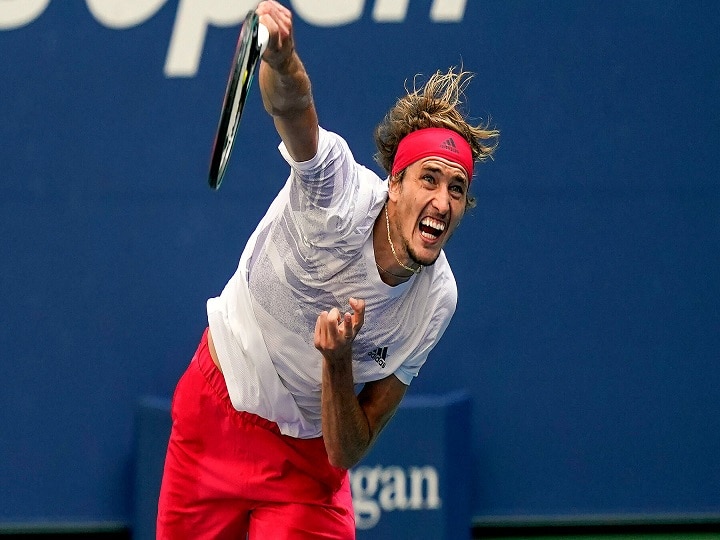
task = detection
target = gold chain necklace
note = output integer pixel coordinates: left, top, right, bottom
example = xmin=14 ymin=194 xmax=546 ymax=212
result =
xmin=375 ymin=260 xmax=413 ymax=280
xmin=385 ymin=205 xmax=422 ymax=275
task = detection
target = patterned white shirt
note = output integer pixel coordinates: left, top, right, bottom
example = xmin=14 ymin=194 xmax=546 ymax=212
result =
xmin=207 ymin=127 xmax=457 ymax=438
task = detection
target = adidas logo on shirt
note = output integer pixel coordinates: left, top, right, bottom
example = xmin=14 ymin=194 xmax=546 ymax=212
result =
xmin=368 ymin=347 xmax=388 ymax=368
xmin=440 ymin=137 xmax=460 ymax=154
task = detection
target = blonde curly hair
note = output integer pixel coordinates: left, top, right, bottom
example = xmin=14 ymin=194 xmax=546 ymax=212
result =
xmin=373 ymin=68 xmax=499 ymax=208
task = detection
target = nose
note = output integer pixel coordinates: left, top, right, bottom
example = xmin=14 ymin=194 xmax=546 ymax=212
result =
xmin=432 ymin=188 xmax=451 ymax=215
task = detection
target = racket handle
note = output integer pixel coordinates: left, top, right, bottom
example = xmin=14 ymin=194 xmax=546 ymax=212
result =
xmin=257 ymin=23 xmax=269 ymax=55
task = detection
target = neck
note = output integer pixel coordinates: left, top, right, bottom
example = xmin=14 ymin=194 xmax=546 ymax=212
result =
xmin=385 ymin=204 xmax=422 ymax=275
xmin=372 ymin=203 xmax=421 ymax=286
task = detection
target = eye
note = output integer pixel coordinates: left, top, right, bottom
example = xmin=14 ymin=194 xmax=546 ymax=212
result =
xmin=422 ymin=174 xmax=436 ymax=184
xmin=450 ymin=184 xmax=466 ymax=197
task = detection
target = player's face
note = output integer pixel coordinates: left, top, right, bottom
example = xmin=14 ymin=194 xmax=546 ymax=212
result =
xmin=388 ymin=157 xmax=468 ymax=267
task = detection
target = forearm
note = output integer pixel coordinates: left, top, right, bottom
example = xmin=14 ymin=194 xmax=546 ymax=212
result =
xmin=259 ymin=53 xmax=318 ymax=161
xmin=321 ymin=355 xmax=372 ymax=469
xmin=259 ymin=53 xmax=313 ymax=119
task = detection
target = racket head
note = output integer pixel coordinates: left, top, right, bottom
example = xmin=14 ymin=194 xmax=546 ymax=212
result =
xmin=208 ymin=11 xmax=265 ymax=190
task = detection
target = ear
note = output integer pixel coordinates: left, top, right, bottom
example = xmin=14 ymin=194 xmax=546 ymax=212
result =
xmin=387 ymin=174 xmax=402 ymax=203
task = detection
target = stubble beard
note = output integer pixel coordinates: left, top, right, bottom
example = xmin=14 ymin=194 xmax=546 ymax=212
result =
xmin=403 ymin=226 xmax=457 ymax=268
xmin=404 ymin=238 xmax=440 ymax=268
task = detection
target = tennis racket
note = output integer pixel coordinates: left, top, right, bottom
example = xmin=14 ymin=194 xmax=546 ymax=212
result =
xmin=208 ymin=11 xmax=269 ymax=190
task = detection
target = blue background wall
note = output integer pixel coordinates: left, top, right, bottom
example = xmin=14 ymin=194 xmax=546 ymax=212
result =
xmin=1 ymin=0 xmax=718 ymax=526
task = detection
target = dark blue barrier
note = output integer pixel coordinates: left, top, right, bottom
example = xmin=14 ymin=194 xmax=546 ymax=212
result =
xmin=353 ymin=391 xmax=472 ymax=540
xmin=132 ymin=392 xmax=472 ymax=539
xmin=133 ymin=397 xmax=172 ymax=540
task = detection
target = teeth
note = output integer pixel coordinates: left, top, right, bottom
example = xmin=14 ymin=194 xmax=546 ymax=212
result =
xmin=421 ymin=217 xmax=445 ymax=232
xmin=420 ymin=217 xmax=445 ymax=239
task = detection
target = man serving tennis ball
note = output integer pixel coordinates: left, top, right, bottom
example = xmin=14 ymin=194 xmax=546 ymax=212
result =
xmin=158 ymin=1 xmax=498 ymax=537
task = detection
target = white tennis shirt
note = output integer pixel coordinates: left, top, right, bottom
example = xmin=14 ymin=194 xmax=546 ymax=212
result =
xmin=207 ymin=127 xmax=457 ymax=438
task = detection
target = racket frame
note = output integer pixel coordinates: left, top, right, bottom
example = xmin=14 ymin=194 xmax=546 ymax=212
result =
xmin=208 ymin=11 xmax=268 ymax=190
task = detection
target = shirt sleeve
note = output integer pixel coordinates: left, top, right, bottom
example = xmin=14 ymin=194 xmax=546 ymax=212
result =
xmin=278 ymin=127 xmax=386 ymax=249
xmin=394 ymin=264 xmax=458 ymax=384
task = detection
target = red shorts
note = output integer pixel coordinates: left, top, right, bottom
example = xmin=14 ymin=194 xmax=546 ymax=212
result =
xmin=157 ymin=329 xmax=355 ymax=539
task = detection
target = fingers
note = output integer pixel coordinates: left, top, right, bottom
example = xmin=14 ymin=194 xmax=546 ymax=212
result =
xmin=314 ymin=308 xmax=341 ymax=336
xmin=256 ymin=0 xmax=293 ymax=61
xmin=349 ymin=297 xmax=366 ymax=333
xmin=313 ymin=300 xmax=365 ymax=353
xmin=342 ymin=311 xmax=353 ymax=338
xmin=313 ymin=309 xmax=325 ymax=335
xmin=313 ymin=310 xmax=326 ymax=349
xmin=314 ymin=308 xmax=344 ymax=354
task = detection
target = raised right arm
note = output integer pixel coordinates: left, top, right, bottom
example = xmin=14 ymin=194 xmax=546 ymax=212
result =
xmin=256 ymin=1 xmax=318 ymax=162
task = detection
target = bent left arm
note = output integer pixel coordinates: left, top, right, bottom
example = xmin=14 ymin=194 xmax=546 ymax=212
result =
xmin=315 ymin=298 xmax=408 ymax=469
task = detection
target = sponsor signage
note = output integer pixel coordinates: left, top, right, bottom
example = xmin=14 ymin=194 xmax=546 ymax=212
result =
xmin=351 ymin=392 xmax=472 ymax=539
xmin=351 ymin=464 xmax=442 ymax=530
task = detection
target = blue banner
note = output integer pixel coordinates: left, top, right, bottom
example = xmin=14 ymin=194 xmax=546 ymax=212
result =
xmin=1 ymin=0 xmax=719 ymax=528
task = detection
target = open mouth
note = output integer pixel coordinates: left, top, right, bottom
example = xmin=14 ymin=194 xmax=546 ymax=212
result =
xmin=419 ymin=217 xmax=446 ymax=240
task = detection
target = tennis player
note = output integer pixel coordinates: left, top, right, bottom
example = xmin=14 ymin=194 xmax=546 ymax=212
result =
xmin=157 ymin=1 xmax=498 ymax=538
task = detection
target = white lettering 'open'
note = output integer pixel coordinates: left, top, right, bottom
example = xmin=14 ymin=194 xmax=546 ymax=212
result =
xmin=0 ymin=0 xmax=50 ymax=30
xmin=0 ymin=0 xmax=468 ymax=76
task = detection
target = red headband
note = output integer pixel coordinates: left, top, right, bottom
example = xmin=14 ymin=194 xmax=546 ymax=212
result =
xmin=391 ymin=127 xmax=474 ymax=181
